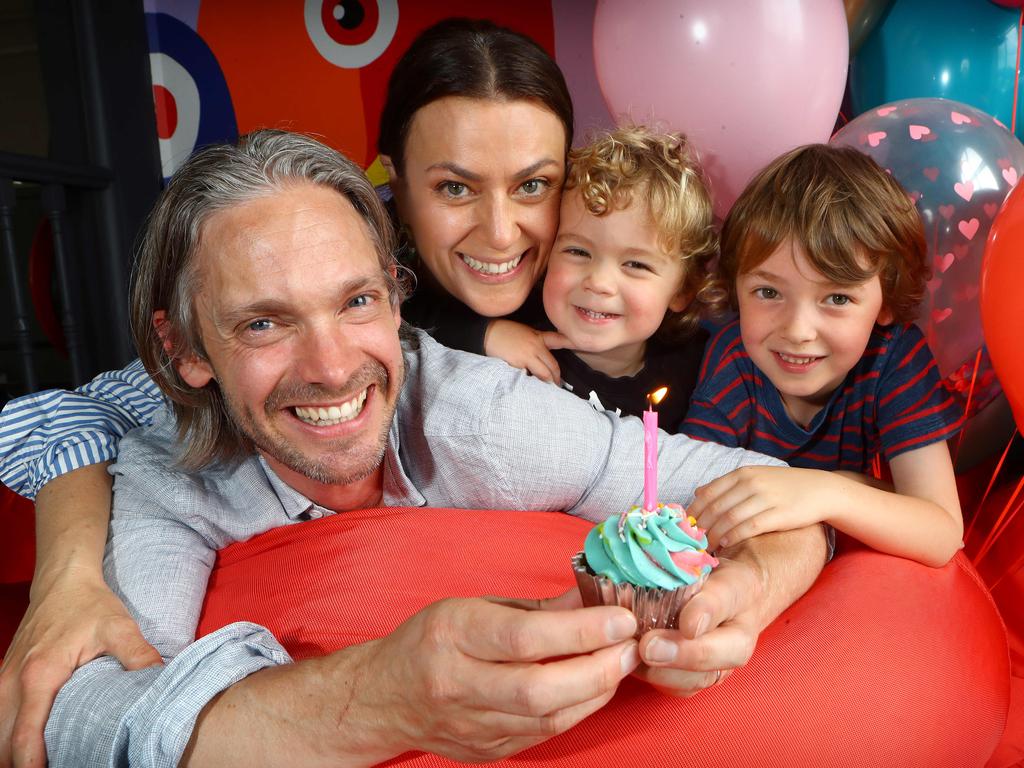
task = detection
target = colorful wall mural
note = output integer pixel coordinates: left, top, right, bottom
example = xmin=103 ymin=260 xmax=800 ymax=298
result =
xmin=142 ymin=0 xmax=614 ymax=182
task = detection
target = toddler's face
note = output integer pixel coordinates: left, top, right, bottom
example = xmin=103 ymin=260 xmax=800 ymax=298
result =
xmin=542 ymin=188 xmax=687 ymax=377
xmin=735 ymin=238 xmax=892 ymax=426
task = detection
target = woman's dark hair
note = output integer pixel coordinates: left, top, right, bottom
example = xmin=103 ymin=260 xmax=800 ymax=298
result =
xmin=378 ymin=17 xmax=574 ymax=174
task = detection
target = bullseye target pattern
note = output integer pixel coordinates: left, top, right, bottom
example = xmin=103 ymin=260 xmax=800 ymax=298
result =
xmin=305 ymin=0 xmax=398 ymax=69
xmin=150 ymin=52 xmax=201 ymax=179
xmin=145 ymin=13 xmax=237 ymax=181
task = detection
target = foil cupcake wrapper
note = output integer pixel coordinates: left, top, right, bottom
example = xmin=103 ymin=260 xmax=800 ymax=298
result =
xmin=571 ymin=552 xmax=708 ymax=637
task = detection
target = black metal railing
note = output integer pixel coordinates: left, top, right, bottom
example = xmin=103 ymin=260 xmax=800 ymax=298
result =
xmin=0 ymin=151 xmax=112 ymax=395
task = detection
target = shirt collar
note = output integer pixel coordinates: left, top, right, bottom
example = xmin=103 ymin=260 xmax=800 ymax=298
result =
xmin=254 ymin=417 xmax=426 ymax=519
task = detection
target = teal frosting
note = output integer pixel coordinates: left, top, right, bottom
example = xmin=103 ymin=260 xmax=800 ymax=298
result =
xmin=583 ymin=505 xmax=717 ymax=589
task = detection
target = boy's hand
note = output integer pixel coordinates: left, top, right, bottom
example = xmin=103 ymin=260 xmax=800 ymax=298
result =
xmin=484 ymin=320 xmax=571 ymax=384
xmin=688 ymin=466 xmax=834 ymax=549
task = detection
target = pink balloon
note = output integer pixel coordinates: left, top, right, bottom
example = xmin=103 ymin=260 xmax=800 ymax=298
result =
xmin=593 ymin=0 xmax=849 ymax=218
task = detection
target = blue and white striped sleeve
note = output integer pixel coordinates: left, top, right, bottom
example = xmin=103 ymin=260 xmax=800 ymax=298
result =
xmin=0 ymin=359 xmax=168 ymax=499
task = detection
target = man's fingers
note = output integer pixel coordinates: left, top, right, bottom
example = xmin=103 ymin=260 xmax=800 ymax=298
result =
xmin=100 ymin=621 xmax=163 ymax=671
xmin=639 ymin=622 xmax=756 ymax=672
xmin=461 ymin=640 xmax=637 ymax=718
xmin=675 ymin=560 xmax=752 ymax=640
xmin=450 ymin=600 xmax=637 ymax=662
xmin=632 ymin=664 xmax=728 ymax=698
xmin=483 ymin=588 xmax=582 ymax=613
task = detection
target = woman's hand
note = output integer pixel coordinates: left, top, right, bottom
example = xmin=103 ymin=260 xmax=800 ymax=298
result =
xmin=688 ymin=466 xmax=834 ymax=549
xmin=484 ymin=320 xmax=570 ymax=384
xmin=0 ymin=567 xmax=162 ymax=767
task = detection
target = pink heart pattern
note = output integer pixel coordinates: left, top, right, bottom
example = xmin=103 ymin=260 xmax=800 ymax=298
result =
xmin=926 ymin=278 xmax=942 ymax=293
xmin=984 ymin=203 xmax=999 ymax=218
xmin=951 ymin=111 xmax=972 ymax=125
xmin=935 ymin=252 xmax=955 ymax=273
xmin=876 ymin=106 xmax=897 ymax=116
xmin=1003 ymin=167 xmax=1019 ymax=187
xmin=907 ymin=191 xmax=921 ymax=204
xmin=938 ymin=204 xmax=955 ymax=220
xmin=932 ymin=308 xmax=953 ymax=324
xmin=923 ymin=167 xmax=939 ymax=182
xmin=955 ymin=284 xmax=980 ymax=301
xmin=867 ymin=131 xmax=887 ymax=147
xmin=954 ymin=180 xmax=974 ymax=201
xmin=953 ymin=244 xmax=969 ymax=260
xmin=958 ymin=218 xmax=980 ymax=240
xmin=909 ymin=125 xmax=931 ymax=140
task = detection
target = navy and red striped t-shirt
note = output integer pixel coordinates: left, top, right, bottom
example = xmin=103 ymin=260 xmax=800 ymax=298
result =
xmin=680 ymin=320 xmax=963 ymax=472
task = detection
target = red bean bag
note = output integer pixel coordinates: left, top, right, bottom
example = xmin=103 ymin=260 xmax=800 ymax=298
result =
xmin=0 ymin=486 xmax=34 ymax=660
xmin=197 ymin=507 xmax=1010 ymax=768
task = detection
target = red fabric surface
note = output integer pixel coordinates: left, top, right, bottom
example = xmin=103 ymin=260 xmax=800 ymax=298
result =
xmin=0 ymin=485 xmax=35 ymax=584
xmin=197 ymin=508 xmax=1010 ymax=768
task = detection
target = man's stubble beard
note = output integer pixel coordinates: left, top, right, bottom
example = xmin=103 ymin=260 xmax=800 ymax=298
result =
xmin=222 ymin=358 xmax=402 ymax=486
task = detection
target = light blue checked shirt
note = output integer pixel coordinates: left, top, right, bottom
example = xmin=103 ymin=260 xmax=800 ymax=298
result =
xmin=3 ymin=331 xmax=786 ymax=767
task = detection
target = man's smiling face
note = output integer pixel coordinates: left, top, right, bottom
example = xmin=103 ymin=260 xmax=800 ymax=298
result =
xmin=177 ymin=182 xmax=404 ymax=500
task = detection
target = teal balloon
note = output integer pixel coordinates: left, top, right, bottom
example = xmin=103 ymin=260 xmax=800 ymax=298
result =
xmin=849 ymin=0 xmax=1024 ymax=141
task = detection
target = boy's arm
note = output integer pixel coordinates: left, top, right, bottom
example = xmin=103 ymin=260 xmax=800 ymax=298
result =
xmin=483 ymin=319 xmax=569 ymax=384
xmin=688 ymin=441 xmax=963 ymax=567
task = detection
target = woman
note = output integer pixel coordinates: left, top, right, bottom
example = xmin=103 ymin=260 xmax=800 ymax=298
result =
xmin=0 ymin=18 xmax=575 ymax=762
xmin=378 ymin=18 xmax=571 ymax=358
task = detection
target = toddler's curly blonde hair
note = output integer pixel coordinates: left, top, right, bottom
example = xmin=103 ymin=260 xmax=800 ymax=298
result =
xmin=566 ymin=125 xmax=717 ymax=339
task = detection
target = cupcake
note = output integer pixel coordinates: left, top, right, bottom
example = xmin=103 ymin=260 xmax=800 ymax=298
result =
xmin=573 ymin=503 xmax=718 ymax=636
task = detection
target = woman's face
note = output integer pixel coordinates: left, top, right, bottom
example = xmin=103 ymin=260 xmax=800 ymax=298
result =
xmin=387 ymin=96 xmax=566 ymax=318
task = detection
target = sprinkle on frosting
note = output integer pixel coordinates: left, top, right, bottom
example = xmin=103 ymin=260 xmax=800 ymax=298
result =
xmin=585 ymin=504 xmax=719 ymax=589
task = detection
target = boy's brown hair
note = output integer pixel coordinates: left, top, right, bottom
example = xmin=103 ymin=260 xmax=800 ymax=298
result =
xmin=714 ymin=143 xmax=928 ymax=323
xmin=566 ymin=125 xmax=717 ymax=339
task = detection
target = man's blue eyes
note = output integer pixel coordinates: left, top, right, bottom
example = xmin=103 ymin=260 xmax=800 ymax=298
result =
xmin=244 ymin=296 xmax=374 ymax=333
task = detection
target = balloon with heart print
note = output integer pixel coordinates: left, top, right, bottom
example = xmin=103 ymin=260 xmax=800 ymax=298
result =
xmin=831 ymin=97 xmax=1024 ymax=415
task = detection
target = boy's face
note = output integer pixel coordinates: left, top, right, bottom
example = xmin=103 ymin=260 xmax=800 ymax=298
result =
xmin=736 ymin=238 xmax=893 ymax=426
xmin=543 ymin=188 xmax=688 ymax=376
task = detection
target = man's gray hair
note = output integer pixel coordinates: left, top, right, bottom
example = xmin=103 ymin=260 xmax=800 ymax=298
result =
xmin=130 ymin=129 xmax=406 ymax=470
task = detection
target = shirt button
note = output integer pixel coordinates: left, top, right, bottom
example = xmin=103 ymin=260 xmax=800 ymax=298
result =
xmin=308 ymin=510 xmax=323 ymax=519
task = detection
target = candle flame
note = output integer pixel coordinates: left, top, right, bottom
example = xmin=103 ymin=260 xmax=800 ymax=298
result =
xmin=647 ymin=387 xmax=668 ymax=407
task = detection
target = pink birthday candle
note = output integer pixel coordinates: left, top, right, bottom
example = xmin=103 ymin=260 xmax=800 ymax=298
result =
xmin=643 ymin=387 xmax=668 ymax=513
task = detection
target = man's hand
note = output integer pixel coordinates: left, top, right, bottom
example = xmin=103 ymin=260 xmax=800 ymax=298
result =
xmin=630 ymin=556 xmax=763 ymax=696
xmin=484 ymin=319 xmax=571 ymax=384
xmin=0 ymin=568 xmax=161 ymax=767
xmin=688 ymin=466 xmax=833 ymax=549
xmin=361 ymin=592 xmax=640 ymax=762
xmin=185 ymin=591 xmax=640 ymax=767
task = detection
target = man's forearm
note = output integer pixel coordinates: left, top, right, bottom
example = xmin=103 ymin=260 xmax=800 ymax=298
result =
xmin=718 ymin=524 xmax=827 ymax=631
xmin=31 ymin=462 xmax=113 ymax=596
xmin=182 ymin=640 xmax=401 ymax=768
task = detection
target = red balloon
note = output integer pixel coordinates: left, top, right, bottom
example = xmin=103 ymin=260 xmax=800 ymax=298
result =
xmin=981 ymin=182 xmax=1024 ymax=431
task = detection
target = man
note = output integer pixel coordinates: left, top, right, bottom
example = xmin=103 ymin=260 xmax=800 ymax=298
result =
xmin=42 ymin=131 xmax=826 ymax=767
